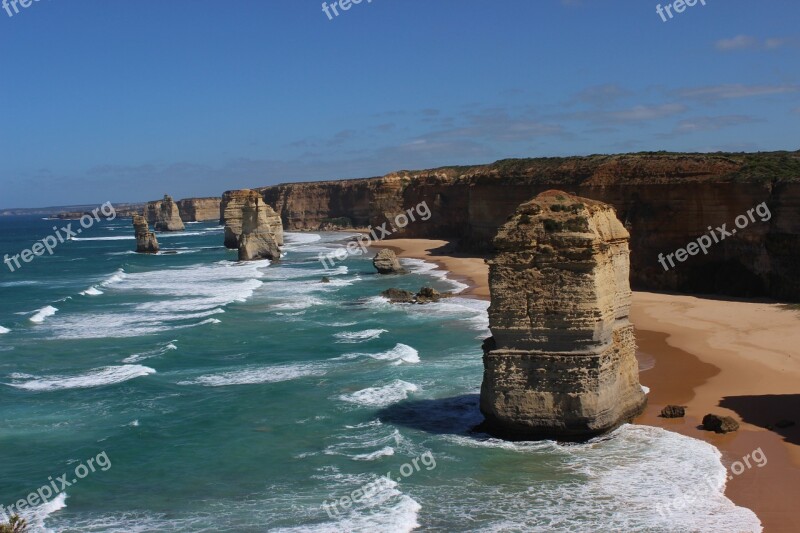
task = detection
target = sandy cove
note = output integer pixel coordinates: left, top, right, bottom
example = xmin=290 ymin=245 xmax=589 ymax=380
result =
xmin=373 ymin=238 xmax=800 ymax=533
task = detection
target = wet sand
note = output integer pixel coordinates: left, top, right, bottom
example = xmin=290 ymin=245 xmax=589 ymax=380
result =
xmin=375 ymin=238 xmax=800 ymax=533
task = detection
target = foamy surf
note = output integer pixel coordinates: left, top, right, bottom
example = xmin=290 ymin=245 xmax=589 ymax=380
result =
xmin=401 ymin=258 xmax=469 ymax=293
xmin=80 ymin=286 xmax=104 ymax=296
xmin=0 ymin=326 xmax=9 ymax=334
xmin=339 ymin=380 xmax=419 ymax=408
xmin=18 ymin=492 xmax=67 ymax=530
xmin=123 ymin=340 xmax=178 ymax=363
xmin=339 ymin=344 xmax=420 ymax=365
xmin=29 ymin=305 xmax=58 ymax=324
xmin=178 ymin=363 xmax=326 ymax=387
xmin=7 ymin=365 xmax=156 ymax=391
xmin=334 ymin=329 xmax=388 ymax=343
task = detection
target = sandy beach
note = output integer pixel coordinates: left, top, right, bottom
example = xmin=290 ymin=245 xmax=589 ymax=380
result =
xmin=375 ymin=238 xmax=800 ymax=533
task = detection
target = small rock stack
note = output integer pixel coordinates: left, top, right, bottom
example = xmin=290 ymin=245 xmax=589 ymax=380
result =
xmin=480 ymin=190 xmax=647 ymax=439
xmin=133 ymin=214 xmax=159 ymax=254
xmin=148 ymin=195 xmax=185 ymax=232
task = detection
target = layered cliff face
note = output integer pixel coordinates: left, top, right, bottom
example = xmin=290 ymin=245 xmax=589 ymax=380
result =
xmin=480 ymin=191 xmax=647 ymax=439
xmin=221 ymin=190 xmax=284 ymax=249
xmin=132 ymin=215 xmax=159 ymax=254
xmin=237 ymin=193 xmax=282 ymax=261
xmin=147 ymin=195 xmax=186 ymax=232
xmin=177 ymin=197 xmax=221 ymax=222
xmin=257 ymin=152 xmax=800 ymax=301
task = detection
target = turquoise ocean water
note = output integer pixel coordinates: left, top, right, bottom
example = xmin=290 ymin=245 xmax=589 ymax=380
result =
xmin=0 ymin=215 xmax=761 ymax=532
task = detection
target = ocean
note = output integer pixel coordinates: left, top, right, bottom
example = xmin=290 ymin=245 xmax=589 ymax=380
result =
xmin=0 ymin=215 xmax=762 ymax=532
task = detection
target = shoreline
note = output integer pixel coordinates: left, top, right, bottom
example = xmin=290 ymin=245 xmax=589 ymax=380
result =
xmin=374 ymin=238 xmax=800 ymax=533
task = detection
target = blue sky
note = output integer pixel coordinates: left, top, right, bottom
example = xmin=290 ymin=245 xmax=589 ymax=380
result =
xmin=1 ymin=0 xmax=798 ymax=208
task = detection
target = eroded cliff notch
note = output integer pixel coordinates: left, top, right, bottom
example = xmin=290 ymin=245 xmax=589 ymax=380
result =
xmin=479 ymin=190 xmax=646 ymax=439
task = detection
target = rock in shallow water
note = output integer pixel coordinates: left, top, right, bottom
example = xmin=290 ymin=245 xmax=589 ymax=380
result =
xmin=480 ymin=190 xmax=647 ymax=440
xmin=373 ymin=249 xmax=405 ymax=274
xmin=660 ymin=405 xmax=686 ymax=418
xmin=133 ymin=214 xmax=159 ymax=254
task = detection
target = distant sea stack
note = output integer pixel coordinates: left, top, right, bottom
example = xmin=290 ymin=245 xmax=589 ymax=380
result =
xmin=177 ymin=197 xmax=221 ymax=222
xmin=479 ymin=190 xmax=647 ymax=440
xmin=147 ymin=195 xmax=185 ymax=232
xmin=133 ymin=214 xmax=159 ymax=253
xmin=236 ymin=191 xmax=283 ymax=261
xmin=221 ymin=190 xmax=284 ymax=250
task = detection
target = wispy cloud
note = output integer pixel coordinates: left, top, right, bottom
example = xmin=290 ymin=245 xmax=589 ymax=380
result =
xmin=566 ymin=84 xmax=633 ymax=107
xmin=562 ymin=103 xmax=687 ymax=124
xmin=674 ymin=84 xmax=800 ymax=103
xmin=715 ymin=35 xmax=796 ymax=51
xmin=657 ymin=115 xmax=761 ymax=139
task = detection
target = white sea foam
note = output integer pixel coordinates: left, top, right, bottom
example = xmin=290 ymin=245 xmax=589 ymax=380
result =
xmin=123 ymin=340 xmax=178 ymax=363
xmin=80 ymin=286 xmax=104 ymax=296
xmin=339 ymin=380 xmax=418 ymax=408
xmin=641 ymin=385 xmax=651 ymax=395
xmin=401 ymin=258 xmax=469 ymax=293
xmin=351 ymin=446 xmax=395 ymax=461
xmin=8 ymin=365 xmax=156 ymax=391
xmin=0 ymin=280 xmax=40 ymax=287
xmin=444 ymin=424 xmax=762 ymax=532
xmin=18 ymin=492 xmax=67 ymax=530
xmin=334 ymin=329 xmax=387 ymax=343
xmin=178 ymin=363 xmax=325 ymax=387
xmin=29 ymin=305 xmax=58 ymax=323
xmin=284 ymin=232 xmax=323 ymax=246
xmin=71 ymin=235 xmax=135 ymax=241
xmin=340 ymin=344 xmax=420 ymax=365
xmin=0 ymin=326 xmax=9 ymax=334
xmin=43 ymin=261 xmax=264 ymax=339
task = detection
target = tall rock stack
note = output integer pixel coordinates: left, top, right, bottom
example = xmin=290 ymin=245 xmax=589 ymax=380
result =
xmin=150 ymin=195 xmax=185 ymax=232
xmin=233 ymin=191 xmax=283 ymax=261
xmin=480 ymin=190 xmax=646 ymax=440
xmin=133 ymin=214 xmax=159 ymax=254
xmin=221 ymin=190 xmax=284 ymax=249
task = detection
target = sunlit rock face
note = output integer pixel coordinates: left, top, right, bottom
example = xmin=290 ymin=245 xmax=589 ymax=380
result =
xmin=480 ymin=190 xmax=646 ymax=440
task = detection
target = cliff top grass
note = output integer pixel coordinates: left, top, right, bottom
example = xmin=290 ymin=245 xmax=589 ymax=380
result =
xmin=264 ymin=150 xmax=800 ymax=190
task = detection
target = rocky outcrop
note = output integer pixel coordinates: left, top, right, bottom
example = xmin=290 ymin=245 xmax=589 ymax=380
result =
xmin=234 ymin=191 xmax=283 ymax=261
xmin=177 ymin=197 xmax=221 ymax=222
xmin=221 ymin=190 xmax=284 ymax=249
xmin=147 ymin=195 xmax=185 ymax=232
xmin=258 ymin=152 xmax=800 ymax=301
xmin=381 ymin=287 xmax=449 ymax=304
xmin=133 ymin=214 xmax=159 ymax=254
xmin=660 ymin=405 xmax=686 ymax=418
xmin=479 ymin=190 xmax=647 ymax=439
xmin=702 ymin=414 xmax=740 ymax=433
xmin=373 ymin=249 xmax=405 ymax=274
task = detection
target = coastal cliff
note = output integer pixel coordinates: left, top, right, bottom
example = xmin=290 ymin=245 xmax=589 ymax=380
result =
xmin=480 ymin=190 xmax=646 ymax=439
xmin=177 ymin=197 xmax=221 ymax=222
xmin=257 ymin=151 xmax=800 ymax=301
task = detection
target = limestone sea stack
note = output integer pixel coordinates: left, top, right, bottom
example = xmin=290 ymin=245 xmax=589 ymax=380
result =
xmin=235 ymin=191 xmax=283 ymax=261
xmin=479 ymin=190 xmax=646 ymax=440
xmin=133 ymin=214 xmax=159 ymax=253
xmin=221 ymin=190 xmax=284 ymax=249
xmin=147 ymin=195 xmax=185 ymax=232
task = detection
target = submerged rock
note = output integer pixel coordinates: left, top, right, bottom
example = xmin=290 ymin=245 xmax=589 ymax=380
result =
xmin=133 ymin=214 xmax=159 ymax=254
xmin=236 ymin=191 xmax=283 ymax=261
xmin=480 ymin=190 xmax=647 ymax=440
xmin=373 ymin=249 xmax=405 ymax=274
xmin=415 ymin=287 xmax=442 ymax=303
xmin=381 ymin=288 xmax=416 ymax=303
xmin=702 ymin=414 xmax=740 ymax=434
